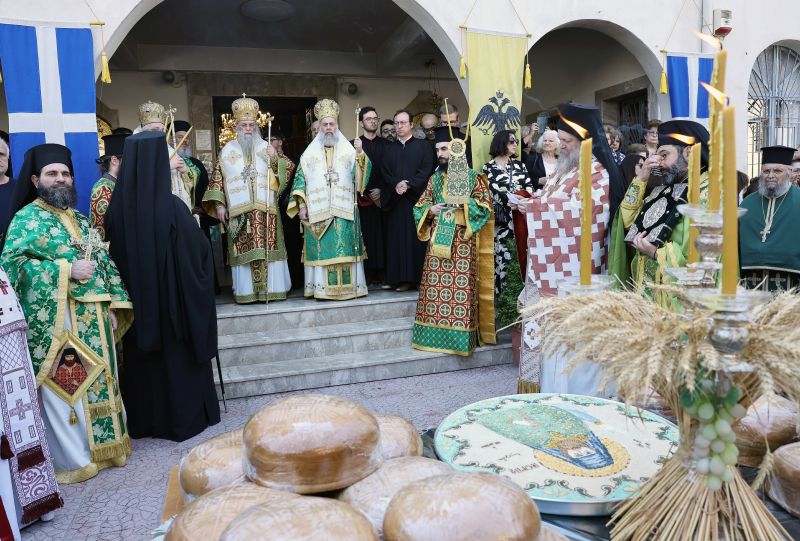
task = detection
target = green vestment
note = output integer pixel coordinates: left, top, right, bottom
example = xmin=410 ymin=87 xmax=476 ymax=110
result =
xmin=0 ymin=199 xmax=132 ymax=483
xmin=412 ymin=169 xmax=494 ymax=356
xmin=608 ymin=174 xmax=708 ymax=309
xmin=739 ymin=185 xmax=800 ymax=290
xmin=287 ymin=147 xmax=371 ymax=300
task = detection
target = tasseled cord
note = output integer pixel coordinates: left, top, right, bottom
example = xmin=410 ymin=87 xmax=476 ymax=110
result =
xmin=91 ymin=21 xmax=112 ymax=84
xmin=101 ymin=51 xmax=111 ymax=84
xmin=459 ymin=56 xmax=466 ymax=79
xmin=524 ymin=56 xmax=532 ymax=90
xmin=69 ymin=408 xmax=78 ymax=425
xmin=660 ymin=67 xmax=668 ymax=94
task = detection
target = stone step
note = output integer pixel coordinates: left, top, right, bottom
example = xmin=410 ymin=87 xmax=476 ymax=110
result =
xmin=214 ymin=336 xmax=514 ymax=399
xmin=217 ymin=317 xmax=414 ymax=367
xmin=216 ymin=290 xmax=418 ymax=335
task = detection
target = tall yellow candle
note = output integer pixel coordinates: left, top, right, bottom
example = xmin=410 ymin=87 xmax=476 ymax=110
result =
xmin=687 ymin=142 xmax=701 ymax=264
xmin=707 ymin=50 xmax=727 ymax=212
xmin=708 ymin=111 xmax=721 ymax=211
xmin=579 ymin=138 xmax=593 ymax=286
xmin=714 ymin=50 xmax=727 ymax=94
xmin=721 ymin=106 xmax=738 ymax=295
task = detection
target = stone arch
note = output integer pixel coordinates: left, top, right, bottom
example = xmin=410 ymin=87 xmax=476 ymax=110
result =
xmin=91 ymin=0 xmax=163 ymax=75
xmin=544 ymin=19 xmax=663 ymax=89
xmin=745 ymin=39 xmax=800 ymax=175
xmin=525 ymin=18 xmax=666 ymax=138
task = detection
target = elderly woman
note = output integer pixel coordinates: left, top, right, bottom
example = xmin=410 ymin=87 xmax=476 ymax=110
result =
xmin=483 ymin=129 xmax=534 ymax=297
xmin=606 ymin=127 xmax=626 ymax=165
xmin=525 ymin=128 xmax=559 ymax=188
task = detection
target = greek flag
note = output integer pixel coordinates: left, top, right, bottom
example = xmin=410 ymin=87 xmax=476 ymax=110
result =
xmin=666 ymin=53 xmax=716 ymax=125
xmin=0 ymin=23 xmax=98 ymax=215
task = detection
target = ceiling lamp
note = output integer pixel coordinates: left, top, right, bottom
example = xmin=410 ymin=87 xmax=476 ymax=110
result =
xmin=240 ymin=0 xmax=296 ymax=23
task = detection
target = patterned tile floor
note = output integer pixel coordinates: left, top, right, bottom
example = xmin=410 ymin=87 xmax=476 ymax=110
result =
xmin=22 ymin=364 xmax=518 ymax=541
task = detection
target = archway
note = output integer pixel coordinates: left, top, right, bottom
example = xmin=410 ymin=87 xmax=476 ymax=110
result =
xmin=99 ymin=0 xmax=466 ymax=293
xmin=524 ymin=19 xmax=664 ymax=149
xmin=746 ymin=41 xmax=800 ymax=177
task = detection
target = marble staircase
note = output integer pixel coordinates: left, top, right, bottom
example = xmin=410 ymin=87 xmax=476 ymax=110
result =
xmin=214 ymin=289 xmax=513 ymax=398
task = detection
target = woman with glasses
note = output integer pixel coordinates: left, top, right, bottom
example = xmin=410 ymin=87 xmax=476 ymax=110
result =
xmin=482 ymin=129 xmax=534 ymax=297
xmin=644 ymin=119 xmax=661 ymax=157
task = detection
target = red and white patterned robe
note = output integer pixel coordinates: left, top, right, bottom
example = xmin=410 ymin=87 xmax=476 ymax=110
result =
xmin=519 ymin=159 xmax=611 ymax=392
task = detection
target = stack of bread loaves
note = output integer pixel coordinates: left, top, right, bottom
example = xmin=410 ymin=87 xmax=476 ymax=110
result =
xmin=731 ymin=394 xmax=799 ymax=518
xmin=165 ymin=394 xmax=565 ymax=541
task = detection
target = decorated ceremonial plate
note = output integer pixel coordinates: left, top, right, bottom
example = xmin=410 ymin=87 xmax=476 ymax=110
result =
xmin=434 ymin=393 xmax=679 ymax=516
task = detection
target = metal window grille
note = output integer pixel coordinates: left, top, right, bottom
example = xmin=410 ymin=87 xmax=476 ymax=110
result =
xmin=747 ymin=45 xmax=800 ymax=178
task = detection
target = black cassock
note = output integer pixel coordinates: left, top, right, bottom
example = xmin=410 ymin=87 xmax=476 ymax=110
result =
xmin=380 ymin=137 xmax=434 ymax=285
xmin=106 ymin=132 xmax=220 ymax=442
xmin=355 ymin=135 xmax=387 ymax=275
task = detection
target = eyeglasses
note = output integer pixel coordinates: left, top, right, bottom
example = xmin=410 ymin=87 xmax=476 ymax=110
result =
xmin=362 ymin=116 xmax=379 ymax=122
xmin=508 ymin=139 xmax=518 ymax=144
xmin=395 ymin=120 xmax=410 ymax=126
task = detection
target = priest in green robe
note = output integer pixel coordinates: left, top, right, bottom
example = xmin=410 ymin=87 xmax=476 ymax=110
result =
xmin=0 ymin=144 xmax=132 ymax=484
xmin=608 ymin=120 xmax=709 ymax=308
xmin=412 ymin=128 xmax=495 ymax=356
xmin=740 ymin=145 xmax=800 ymax=290
xmin=287 ymin=99 xmax=371 ymax=300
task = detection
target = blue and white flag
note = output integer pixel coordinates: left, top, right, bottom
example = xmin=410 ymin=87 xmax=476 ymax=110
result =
xmin=666 ymin=53 xmax=715 ymax=125
xmin=0 ymin=23 xmax=98 ymax=215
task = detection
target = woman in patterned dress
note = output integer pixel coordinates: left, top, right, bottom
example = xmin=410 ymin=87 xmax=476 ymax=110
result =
xmin=482 ymin=130 xmax=534 ymax=297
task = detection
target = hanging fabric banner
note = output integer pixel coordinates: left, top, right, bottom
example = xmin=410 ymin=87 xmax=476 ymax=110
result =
xmin=466 ymin=30 xmax=527 ymax=168
xmin=0 ymin=23 xmax=99 ymax=215
xmin=666 ymin=52 xmax=715 ymax=125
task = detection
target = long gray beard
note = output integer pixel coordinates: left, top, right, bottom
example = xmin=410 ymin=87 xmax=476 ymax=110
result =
xmin=555 ymin=147 xmax=580 ymax=178
xmin=177 ymin=147 xmax=191 ymax=159
xmin=237 ymin=133 xmax=256 ymax=164
xmin=758 ymin=178 xmax=792 ymax=198
xmin=322 ymin=132 xmax=337 ymax=148
xmin=38 ymin=183 xmax=77 ymax=209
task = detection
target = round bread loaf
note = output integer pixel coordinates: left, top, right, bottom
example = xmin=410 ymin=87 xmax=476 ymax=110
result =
xmin=375 ymin=414 xmax=423 ymax=460
xmin=220 ymin=495 xmax=378 ymax=541
xmin=734 ymin=395 xmax=798 ymax=467
xmin=383 ymin=472 xmax=541 ymax=541
xmin=338 ymin=456 xmax=452 ymax=536
xmin=165 ymin=483 xmax=297 ymax=541
xmin=767 ymin=442 xmax=800 ymax=517
xmin=243 ymin=394 xmax=382 ymax=493
xmin=180 ymin=429 xmax=245 ymax=501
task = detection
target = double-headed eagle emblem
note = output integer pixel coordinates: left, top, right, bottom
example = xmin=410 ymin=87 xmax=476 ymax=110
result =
xmin=472 ymin=90 xmax=522 ymax=136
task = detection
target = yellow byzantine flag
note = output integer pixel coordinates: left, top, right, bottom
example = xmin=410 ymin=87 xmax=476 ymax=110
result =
xmin=466 ymin=31 xmax=527 ymax=168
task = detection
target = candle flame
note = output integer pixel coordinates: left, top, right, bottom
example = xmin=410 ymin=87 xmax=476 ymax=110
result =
xmin=700 ymin=82 xmax=727 ymax=105
xmin=696 ymin=32 xmax=722 ymax=50
xmin=559 ymin=113 xmax=588 ymax=139
xmin=666 ymin=133 xmax=696 ymax=145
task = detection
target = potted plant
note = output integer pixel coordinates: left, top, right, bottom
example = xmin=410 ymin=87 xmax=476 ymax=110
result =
xmin=494 ymin=237 xmax=525 ymax=365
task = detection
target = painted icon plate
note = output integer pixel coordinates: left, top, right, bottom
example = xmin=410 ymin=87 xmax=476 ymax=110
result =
xmin=434 ymin=393 xmax=679 ymax=516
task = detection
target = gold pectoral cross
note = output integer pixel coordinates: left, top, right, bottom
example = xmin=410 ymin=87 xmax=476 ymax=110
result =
xmin=70 ymin=228 xmax=109 ymax=261
xmin=324 ymin=168 xmax=339 ymax=187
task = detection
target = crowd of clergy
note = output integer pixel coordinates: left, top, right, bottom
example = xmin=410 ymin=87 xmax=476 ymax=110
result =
xmin=0 ymin=89 xmax=797 ymax=537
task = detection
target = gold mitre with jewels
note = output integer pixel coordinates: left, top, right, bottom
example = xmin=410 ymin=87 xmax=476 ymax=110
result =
xmin=314 ymin=98 xmax=340 ymax=121
xmin=138 ymin=100 xmax=166 ymax=126
xmin=232 ymin=94 xmax=260 ymax=122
